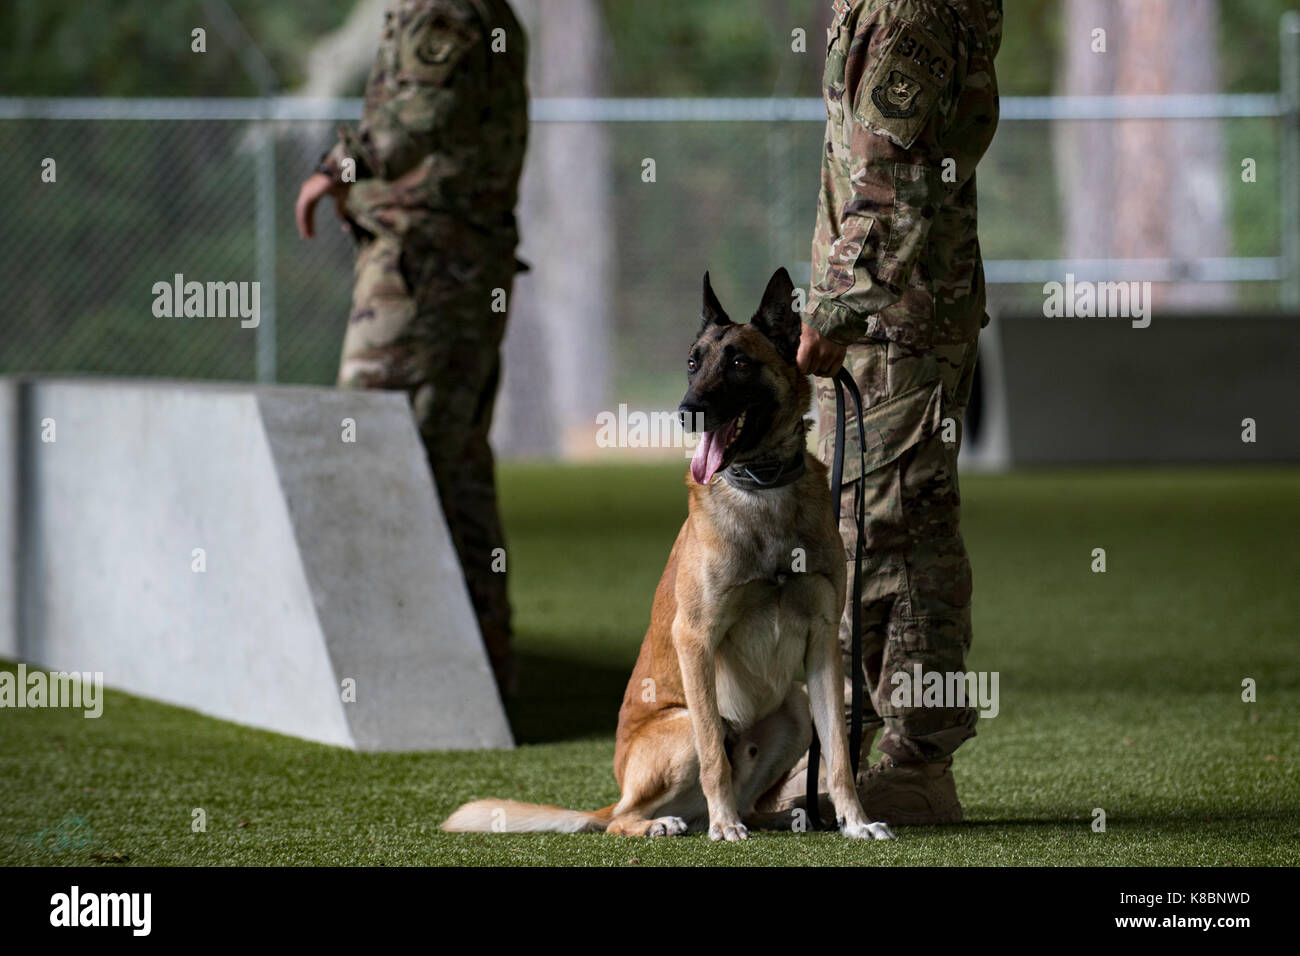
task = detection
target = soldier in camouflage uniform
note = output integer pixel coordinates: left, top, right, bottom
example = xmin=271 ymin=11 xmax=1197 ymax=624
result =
xmin=296 ymin=0 xmax=527 ymax=695
xmin=780 ymin=0 xmax=1001 ymax=824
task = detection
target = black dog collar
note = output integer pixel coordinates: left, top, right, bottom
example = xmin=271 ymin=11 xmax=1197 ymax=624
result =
xmin=722 ymin=451 xmax=806 ymax=491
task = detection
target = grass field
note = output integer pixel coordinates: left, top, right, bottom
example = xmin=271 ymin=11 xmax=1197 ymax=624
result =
xmin=2 ymin=465 xmax=1298 ymax=866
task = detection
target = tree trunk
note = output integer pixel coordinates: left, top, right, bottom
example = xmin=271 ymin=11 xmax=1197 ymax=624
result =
xmin=494 ymin=0 xmax=613 ymax=459
xmin=294 ymin=0 xmax=388 ymax=97
xmin=1056 ymin=0 xmax=1231 ymax=308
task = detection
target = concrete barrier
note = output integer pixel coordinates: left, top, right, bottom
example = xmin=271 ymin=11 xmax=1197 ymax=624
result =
xmin=994 ymin=314 xmax=1300 ymax=464
xmin=2 ymin=377 xmax=513 ymax=751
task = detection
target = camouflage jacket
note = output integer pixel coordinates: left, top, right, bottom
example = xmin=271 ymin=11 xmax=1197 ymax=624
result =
xmin=320 ymin=0 xmax=528 ymax=246
xmin=806 ymin=0 xmax=1001 ymax=348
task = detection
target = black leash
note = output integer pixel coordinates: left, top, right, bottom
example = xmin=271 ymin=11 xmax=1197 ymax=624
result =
xmin=805 ymin=367 xmax=867 ymax=830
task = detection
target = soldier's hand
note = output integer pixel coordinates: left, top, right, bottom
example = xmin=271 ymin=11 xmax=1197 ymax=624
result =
xmin=331 ymin=189 xmax=351 ymax=232
xmin=295 ymin=173 xmax=348 ymax=240
xmin=797 ymin=322 xmax=848 ymax=378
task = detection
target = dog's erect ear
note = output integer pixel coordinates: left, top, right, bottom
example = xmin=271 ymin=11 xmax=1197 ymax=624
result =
xmin=700 ymin=271 xmax=732 ymax=333
xmin=751 ymin=267 xmax=800 ymax=364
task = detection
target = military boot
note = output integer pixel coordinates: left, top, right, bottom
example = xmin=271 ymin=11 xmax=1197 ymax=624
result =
xmin=856 ymin=755 xmax=963 ymax=824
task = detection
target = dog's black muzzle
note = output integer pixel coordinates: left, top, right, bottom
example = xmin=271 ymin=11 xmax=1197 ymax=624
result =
xmin=677 ymin=398 xmax=709 ymax=433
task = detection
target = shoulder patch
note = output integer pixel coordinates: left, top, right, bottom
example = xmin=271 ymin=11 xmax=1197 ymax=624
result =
xmin=401 ymin=6 xmax=481 ymax=84
xmin=854 ymin=20 xmax=954 ymax=148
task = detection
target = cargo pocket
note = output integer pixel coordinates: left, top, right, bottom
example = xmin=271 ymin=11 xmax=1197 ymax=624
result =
xmin=837 ymin=375 xmax=944 ymax=485
xmin=880 ymin=614 xmax=970 ymax=716
xmin=877 ymin=612 xmax=978 ymax=760
xmin=837 ymin=375 xmax=945 ymax=559
xmin=338 ymin=235 xmax=422 ymax=389
xmin=348 ymin=235 xmax=414 ymax=326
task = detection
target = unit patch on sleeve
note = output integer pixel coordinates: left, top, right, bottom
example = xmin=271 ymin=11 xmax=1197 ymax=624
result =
xmin=854 ymin=20 xmax=955 ymax=148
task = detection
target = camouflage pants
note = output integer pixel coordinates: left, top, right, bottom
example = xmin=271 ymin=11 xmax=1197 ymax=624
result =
xmin=815 ymin=337 xmax=981 ymax=764
xmin=337 ymin=231 xmax=515 ymax=691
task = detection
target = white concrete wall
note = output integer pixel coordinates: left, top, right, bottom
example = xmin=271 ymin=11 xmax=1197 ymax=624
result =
xmin=3 ymin=377 xmax=512 ymax=751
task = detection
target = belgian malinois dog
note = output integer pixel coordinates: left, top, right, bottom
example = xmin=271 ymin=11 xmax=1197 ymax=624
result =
xmin=443 ymin=268 xmax=893 ymax=841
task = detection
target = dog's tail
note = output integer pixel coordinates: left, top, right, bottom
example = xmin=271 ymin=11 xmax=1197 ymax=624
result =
xmin=441 ymin=799 xmax=617 ymax=834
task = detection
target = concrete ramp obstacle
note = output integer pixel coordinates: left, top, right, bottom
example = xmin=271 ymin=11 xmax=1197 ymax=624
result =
xmin=1 ymin=377 xmax=513 ymax=751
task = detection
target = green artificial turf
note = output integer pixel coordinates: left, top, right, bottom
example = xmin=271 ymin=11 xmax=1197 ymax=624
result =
xmin=2 ymin=465 xmax=1298 ymax=866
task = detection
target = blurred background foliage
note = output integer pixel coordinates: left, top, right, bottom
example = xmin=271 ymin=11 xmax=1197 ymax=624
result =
xmin=3 ymin=0 xmax=1296 ymax=97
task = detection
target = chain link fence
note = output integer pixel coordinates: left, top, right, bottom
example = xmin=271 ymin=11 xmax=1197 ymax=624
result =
xmin=0 ymin=106 xmax=353 ymax=385
xmin=2 ymin=74 xmax=1298 ymax=456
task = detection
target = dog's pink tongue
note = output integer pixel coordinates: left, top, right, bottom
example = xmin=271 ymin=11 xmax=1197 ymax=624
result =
xmin=690 ymin=421 xmax=734 ymax=485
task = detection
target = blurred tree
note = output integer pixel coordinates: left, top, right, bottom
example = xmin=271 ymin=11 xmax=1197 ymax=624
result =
xmin=293 ymin=0 xmax=387 ymax=97
xmin=3 ymin=1 xmax=1293 ymax=98
xmin=497 ymin=0 xmax=614 ymax=459
xmin=1057 ymin=0 xmax=1232 ymax=307
xmin=0 ymin=0 xmax=354 ymax=95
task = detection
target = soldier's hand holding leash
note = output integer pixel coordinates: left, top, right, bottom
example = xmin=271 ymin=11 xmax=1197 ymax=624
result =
xmin=796 ymin=321 xmax=848 ymax=378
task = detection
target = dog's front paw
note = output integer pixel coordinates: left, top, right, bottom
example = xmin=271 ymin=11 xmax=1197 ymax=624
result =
xmin=708 ymin=820 xmax=749 ymax=842
xmin=647 ymin=816 xmax=688 ymax=838
xmin=842 ymin=819 xmax=896 ymax=840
